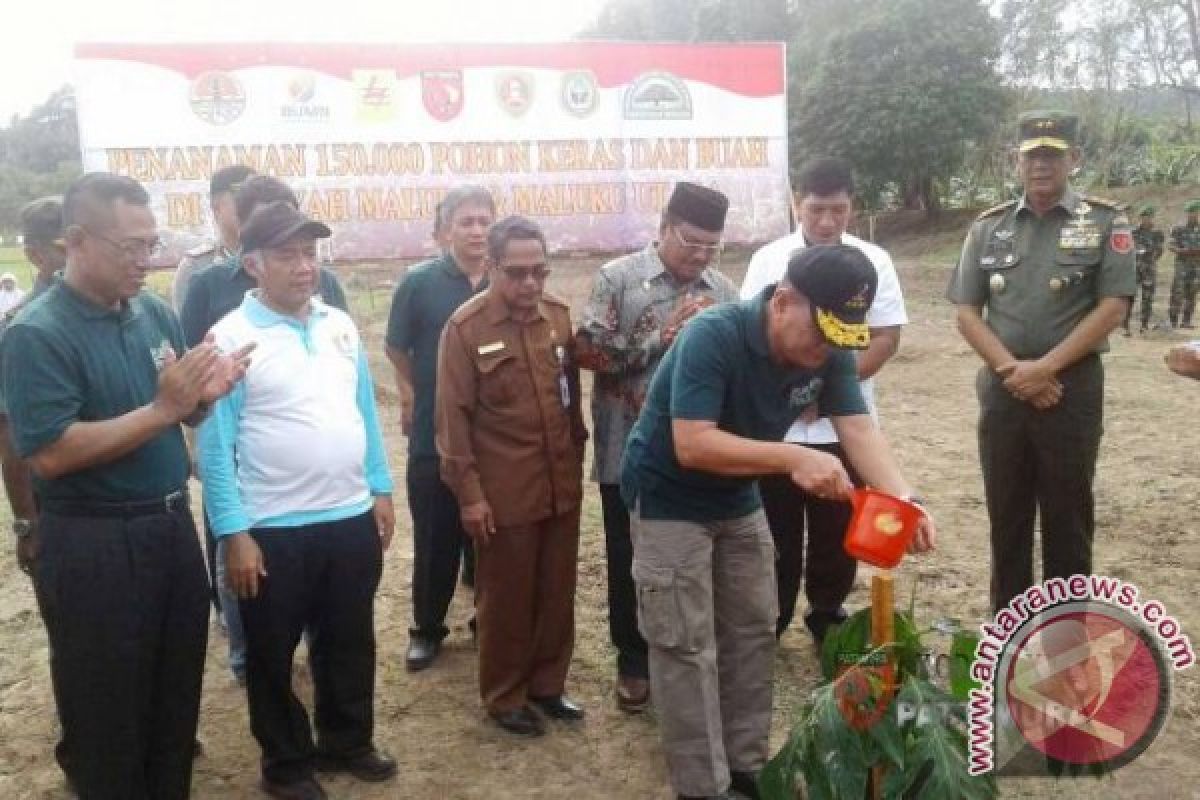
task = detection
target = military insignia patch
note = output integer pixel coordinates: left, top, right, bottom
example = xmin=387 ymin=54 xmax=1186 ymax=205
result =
xmin=1110 ymin=229 xmax=1134 ymax=254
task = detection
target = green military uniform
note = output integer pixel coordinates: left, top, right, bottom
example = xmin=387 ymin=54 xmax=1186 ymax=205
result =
xmin=1167 ymin=201 xmax=1200 ymax=328
xmin=947 ymin=110 xmax=1136 ymax=612
xmin=1123 ymin=207 xmax=1165 ymax=333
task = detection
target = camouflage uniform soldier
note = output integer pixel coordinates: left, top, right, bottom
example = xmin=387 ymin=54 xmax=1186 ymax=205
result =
xmin=1167 ymin=200 xmax=1200 ymax=329
xmin=170 ymin=165 xmax=255 ymax=312
xmin=1123 ymin=205 xmax=1165 ymax=335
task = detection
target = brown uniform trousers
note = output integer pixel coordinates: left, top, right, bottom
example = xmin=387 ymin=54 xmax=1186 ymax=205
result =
xmin=436 ymin=288 xmax=587 ymax=713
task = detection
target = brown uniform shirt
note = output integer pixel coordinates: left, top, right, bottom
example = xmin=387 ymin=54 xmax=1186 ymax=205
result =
xmin=436 ymin=287 xmax=587 ymax=528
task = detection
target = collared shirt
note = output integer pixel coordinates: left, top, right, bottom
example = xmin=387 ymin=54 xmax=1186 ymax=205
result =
xmin=740 ymin=228 xmax=908 ymax=445
xmin=172 ymin=241 xmax=235 ymax=313
xmin=436 ymin=288 xmax=587 ymax=528
xmin=1170 ymin=221 xmax=1200 ymax=265
xmin=576 ymin=244 xmax=737 ymax=484
xmin=197 ymin=292 xmax=392 ymax=537
xmin=947 ymin=186 xmax=1135 ymax=359
xmin=0 ymin=281 xmax=189 ymax=504
xmin=619 ymin=287 xmax=867 ymax=522
xmin=0 ymin=271 xmax=58 ymax=414
xmin=385 ymin=253 xmax=488 ymax=462
xmin=180 ymin=253 xmax=348 ymax=347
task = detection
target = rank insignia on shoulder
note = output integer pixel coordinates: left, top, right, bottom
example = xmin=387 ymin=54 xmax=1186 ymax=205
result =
xmin=477 ymin=341 xmax=505 ymax=355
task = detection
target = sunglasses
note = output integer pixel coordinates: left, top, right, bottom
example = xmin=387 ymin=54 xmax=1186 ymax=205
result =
xmin=500 ymin=265 xmax=552 ymax=282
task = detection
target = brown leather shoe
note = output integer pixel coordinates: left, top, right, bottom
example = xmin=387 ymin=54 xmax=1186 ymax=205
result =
xmin=616 ymin=676 xmax=650 ymax=713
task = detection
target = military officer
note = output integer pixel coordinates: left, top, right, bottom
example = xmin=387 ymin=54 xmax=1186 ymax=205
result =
xmin=171 ymin=165 xmax=255 ymax=312
xmin=1123 ymin=205 xmax=1165 ymax=335
xmin=1168 ymin=200 xmax=1200 ymax=329
xmin=947 ymin=110 xmax=1135 ymax=612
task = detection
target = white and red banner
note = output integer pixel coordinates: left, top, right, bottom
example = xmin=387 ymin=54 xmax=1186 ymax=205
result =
xmin=74 ymin=42 xmax=789 ymax=260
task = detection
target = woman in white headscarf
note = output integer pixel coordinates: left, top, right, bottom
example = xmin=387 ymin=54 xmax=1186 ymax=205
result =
xmin=0 ymin=273 xmax=25 ymax=316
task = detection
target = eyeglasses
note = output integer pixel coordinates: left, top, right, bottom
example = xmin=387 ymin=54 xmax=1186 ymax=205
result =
xmin=500 ymin=265 xmax=552 ymax=283
xmin=84 ymin=226 xmax=164 ymax=261
xmin=671 ymin=226 xmax=723 ymax=254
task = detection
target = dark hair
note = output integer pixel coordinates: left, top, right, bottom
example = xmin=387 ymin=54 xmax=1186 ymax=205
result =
xmin=62 ymin=173 xmax=150 ymax=229
xmin=19 ymin=196 xmax=64 ymax=243
xmin=441 ymin=185 xmax=496 ymax=228
xmin=797 ymin=157 xmax=855 ymax=199
xmin=235 ymin=175 xmax=298 ymax=224
xmin=487 ymin=215 xmax=546 ymax=263
xmin=210 ymin=164 xmax=256 ymax=200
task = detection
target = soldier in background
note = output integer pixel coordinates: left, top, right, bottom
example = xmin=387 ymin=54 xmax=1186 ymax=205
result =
xmin=171 ymin=165 xmax=255 ymax=312
xmin=1123 ymin=205 xmax=1164 ymax=335
xmin=1167 ymin=200 xmax=1200 ymax=329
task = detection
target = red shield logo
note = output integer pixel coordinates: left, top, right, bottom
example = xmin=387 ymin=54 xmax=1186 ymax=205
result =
xmin=1110 ymin=229 xmax=1134 ymax=255
xmin=422 ymin=70 xmax=464 ymax=122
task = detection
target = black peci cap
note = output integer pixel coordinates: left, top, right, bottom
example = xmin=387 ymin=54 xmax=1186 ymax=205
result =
xmin=666 ymin=181 xmax=729 ymax=232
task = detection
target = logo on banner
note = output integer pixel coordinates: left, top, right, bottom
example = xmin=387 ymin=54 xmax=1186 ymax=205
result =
xmin=421 ymin=70 xmax=464 ymax=122
xmin=496 ymin=72 xmax=534 ymax=117
xmin=560 ymin=70 xmax=598 ymax=118
xmin=281 ymin=73 xmax=330 ymax=123
xmin=353 ymin=69 xmax=399 ymax=123
xmin=624 ymin=71 xmax=692 ymax=121
xmin=190 ymin=71 xmax=246 ymax=125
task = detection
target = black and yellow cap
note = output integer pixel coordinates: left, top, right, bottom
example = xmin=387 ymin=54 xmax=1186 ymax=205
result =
xmin=1018 ymin=110 xmax=1079 ymax=153
xmin=785 ymin=245 xmax=877 ymax=350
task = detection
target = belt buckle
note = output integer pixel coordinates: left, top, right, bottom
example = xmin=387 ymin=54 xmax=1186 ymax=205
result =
xmin=164 ymin=490 xmax=186 ymax=513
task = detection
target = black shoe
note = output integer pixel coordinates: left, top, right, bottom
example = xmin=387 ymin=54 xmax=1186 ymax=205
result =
xmin=405 ymin=635 xmax=441 ymax=672
xmin=1122 ymin=327 xmax=1131 ymax=337
xmin=730 ymin=770 xmax=762 ymax=799
xmin=530 ymin=694 xmax=586 ymax=721
xmin=315 ymin=748 xmax=397 ymax=782
xmin=259 ymin=776 xmax=328 ymax=800
xmin=490 ymin=706 xmax=545 ymax=737
xmin=804 ymin=607 xmax=849 ymax=647
xmin=1184 ymin=322 xmax=1196 ymax=329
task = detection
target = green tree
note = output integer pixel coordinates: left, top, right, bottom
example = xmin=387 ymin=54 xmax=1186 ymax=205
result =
xmin=0 ymin=86 xmax=82 ymax=235
xmin=791 ymin=0 xmax=1009 ymax=216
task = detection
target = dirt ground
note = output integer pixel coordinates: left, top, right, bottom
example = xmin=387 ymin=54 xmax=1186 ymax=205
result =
xmin=0 ymin=238 xmax=1198 ymax=800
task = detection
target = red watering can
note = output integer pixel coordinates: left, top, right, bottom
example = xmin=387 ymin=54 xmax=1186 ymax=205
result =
xmin=843 ymin=488 xmax=922 ymax=569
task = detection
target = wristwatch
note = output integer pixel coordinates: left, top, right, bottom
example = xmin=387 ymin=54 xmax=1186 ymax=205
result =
xmin=12 ymin=518 xmax=33 ymax=539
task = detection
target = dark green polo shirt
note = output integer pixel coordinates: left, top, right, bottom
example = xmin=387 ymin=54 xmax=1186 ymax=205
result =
xmin=180 ymin=253 xmax=348 ymax=347
xmin=619 ymin=286 xmax=867 ymax=522
xmin=0 ymin=282 xmax=190 ymax=504
xmin=385 ymin=254 xmax=487 ymax=462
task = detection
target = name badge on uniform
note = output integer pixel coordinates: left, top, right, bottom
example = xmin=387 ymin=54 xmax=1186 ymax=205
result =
xmin=1059 ymin=223 xmax=1102 ymax=250
xmin=477 ymin=341 xmax=505 ymax=355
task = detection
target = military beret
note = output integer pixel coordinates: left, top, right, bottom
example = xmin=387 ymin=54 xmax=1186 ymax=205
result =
xmin=1185 ymin=200 xmax=1200 ymax=214
xmin=666 ymin=182 xmax=729 ymax=233
xmin=1138 ymin=205 xmax=1156 ymax=216
xmin=1018 ymin=110 xmax=1079 ymax=152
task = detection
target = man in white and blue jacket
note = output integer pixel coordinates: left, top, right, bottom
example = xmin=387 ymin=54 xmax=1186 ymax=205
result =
xmin=198 ymin=202 xmax=397 ymax=800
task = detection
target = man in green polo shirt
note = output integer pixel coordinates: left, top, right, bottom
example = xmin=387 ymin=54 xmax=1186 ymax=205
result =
xmin=620 ymin=245 xmax=936 ymax=800
xmin=947 ymin=110 xmax=1134 ymax=613
xmin=386 ymin=185 xmax=493 ymax=671
xmin=1 ymin=172 xmax=251 ymax=798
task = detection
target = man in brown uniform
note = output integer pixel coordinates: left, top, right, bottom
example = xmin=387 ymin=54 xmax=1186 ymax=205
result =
xmin=436 ymin=215 xmax=588 ymax=737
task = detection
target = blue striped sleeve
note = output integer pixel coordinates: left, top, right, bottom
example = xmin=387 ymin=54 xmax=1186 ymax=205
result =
xmin=197 ymin=380 xmax=253 ymax=537
xmin=356 ymin=344 xmax=394 ymax=495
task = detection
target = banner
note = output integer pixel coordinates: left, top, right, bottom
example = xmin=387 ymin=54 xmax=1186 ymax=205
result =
xmin=74 ymin=42 xmax=790 ymax=260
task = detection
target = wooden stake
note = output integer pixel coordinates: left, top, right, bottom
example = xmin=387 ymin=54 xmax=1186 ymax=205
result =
xmin=870 ymin=572 xmax=895 ymax=800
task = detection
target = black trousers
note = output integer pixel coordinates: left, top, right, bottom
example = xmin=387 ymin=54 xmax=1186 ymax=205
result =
xmin=239 ymin=511 xmax=384 ymax=784
xmin=34 ymin=507 xmax=209 ymax=800
xmin=407 ymin=457 xmax=473 ymax=641
xmin=977 ymin=355 xmax=1103 ymax=612
xmin=599 ymin=484 xmax=648 ymax=679
xmin=759 ymin=442 xmax=860 ymax=639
